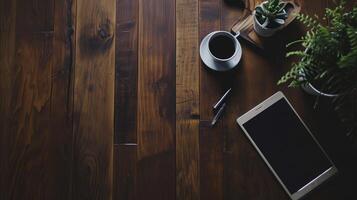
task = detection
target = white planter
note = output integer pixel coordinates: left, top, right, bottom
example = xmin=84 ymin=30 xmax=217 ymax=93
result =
xmin=253 ymin=1 xmax=286 ymax=37
xmin=301 ymin=82 xmax=339 ymax=97
xmin=253 ymin=13 xmax=281 ymax=37
xmin=298 ymin=56 xmax=339 ymax=97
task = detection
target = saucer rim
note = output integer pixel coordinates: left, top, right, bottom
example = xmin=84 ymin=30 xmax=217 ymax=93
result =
xmin=200 ymin=31 xmax=242 ymax=72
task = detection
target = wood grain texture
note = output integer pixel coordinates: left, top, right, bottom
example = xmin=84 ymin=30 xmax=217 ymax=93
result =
xmin=0 ymin=0 xmax=75 ymax=199
xmin=199 ymin=0 xmax=225 ymax=200
xmin=72 ymin=0 xmax=115 ymax=199
xmin=46 ymin=0 xmax=76 ymax=199
xmin=114 ymin=0 xmax=138 ymax=199
xmin=1 ymin=33 xmax=55 ymax=200
xmin=115 ymin=0 xmax=138 ymax=144
xmin=1 ymin=1 xmax=357 ymax=200
xmin=176 ymin=0 xmax=200 ymax=199
xmin=114 ymin=144 xmax=137 ymax=200
xmin=15 ymin=0 xmax=54 ymax=32
xmin=0 ymin=3 xmax=16 ymax=199
xmin=0 ymin=0 xmax=72 ymax=199
xmin=137 ymin=0 xmax=176 ymax=199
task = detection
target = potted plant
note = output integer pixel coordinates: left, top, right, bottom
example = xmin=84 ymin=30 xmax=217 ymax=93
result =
xmin=253 ymin=0 xmax=288 ymax=37
xmin=278 ymin=2 xmax=357 ymax=137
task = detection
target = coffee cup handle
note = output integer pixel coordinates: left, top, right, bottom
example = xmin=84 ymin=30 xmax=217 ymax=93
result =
xmin=233 ymin=31 xmax=240 ymax=39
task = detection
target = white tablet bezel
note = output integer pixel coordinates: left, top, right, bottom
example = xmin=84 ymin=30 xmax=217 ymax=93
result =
xmin=236 ymin=91 xmax=338 ymax=200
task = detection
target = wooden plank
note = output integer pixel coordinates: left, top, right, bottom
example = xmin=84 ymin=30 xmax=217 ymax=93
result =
xmin=0 ymin=0 xmax=71 ymax=199
xmin=176 ymin=121 xmax=200 ymax=200
xmin=198 ymin=0 xmax=225 ymax=200
xmin=115 ymin=0 xmax=138 ymax=144
xmin=0 ymin=1 xmax=17 ymax=198
xmin=114 ymin=0 xmax=138 ymax=199
xmin=49 ymin=0 xmax=76 ymax=199
xmin=0 ymin=33 xmax=55 ymax=200
xmin=137 ymin=0 xmax=176 ymax=199
xmin=15 ymin=0 xmax=54 ymax=32
xmin=199 ymin=121 xmax=224 ymax=200
xmin=176 ymin=0 xmax=200 ymax=199
xmin=72 ymin=0 xmax=115 ymax=199
xmin=0 ymin=7 xmax=17 ymax=200
xmin=113 ymin=144 xmax=137 ymax=200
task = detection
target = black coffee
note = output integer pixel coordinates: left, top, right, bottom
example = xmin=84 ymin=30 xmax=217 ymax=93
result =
xmin=209 ymin=35 xmax=235 ymax=59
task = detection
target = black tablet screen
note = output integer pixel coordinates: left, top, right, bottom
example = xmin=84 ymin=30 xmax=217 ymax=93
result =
xmin=242 ymin=98 xmax=332 ymax=193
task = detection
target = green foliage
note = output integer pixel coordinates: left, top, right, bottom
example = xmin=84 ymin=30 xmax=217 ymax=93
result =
xmin=255 ymin=0 xmax=288 ymax=28
xmin=279 ymin=1 xmax=357 ymax=138
xmin=295 ymin=14 xmax=320 ymax=29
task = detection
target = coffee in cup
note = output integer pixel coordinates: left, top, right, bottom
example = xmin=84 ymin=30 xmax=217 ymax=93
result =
xmin=209 ymin=34 xmax=236 ymax=59
xmin=199 ymin=31 xmax=242 ymax=71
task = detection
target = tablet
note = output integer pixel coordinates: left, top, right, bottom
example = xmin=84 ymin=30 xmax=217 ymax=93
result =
xmin=236 ymin=91 xmax=337 ymax=200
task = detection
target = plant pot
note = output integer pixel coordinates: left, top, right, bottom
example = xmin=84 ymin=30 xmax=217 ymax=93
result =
xmin=253 ymin=1 xmax=286 ymax=37
xmin=301 ymin=82 xmax=340 ymax=97
xmin=298 ymin=53 xmax=340 ymax=97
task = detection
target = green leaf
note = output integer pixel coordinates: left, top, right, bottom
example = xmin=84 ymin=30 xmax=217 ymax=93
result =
xmin=279 ymin=1 xmax=357 ymax=137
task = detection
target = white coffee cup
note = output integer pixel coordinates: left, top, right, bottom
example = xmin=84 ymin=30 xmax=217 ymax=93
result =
xmin=200 ymin=31 xmax=242 ymax=71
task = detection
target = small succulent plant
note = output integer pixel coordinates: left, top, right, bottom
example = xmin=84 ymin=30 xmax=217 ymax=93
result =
xmin=255 ymin=0 xmax=288 ymax=28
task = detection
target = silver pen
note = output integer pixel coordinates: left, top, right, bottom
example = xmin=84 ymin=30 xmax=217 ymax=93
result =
xmin=213 ymin=88 xmax=232 ymax=111
xmin=211 ymin=103 xmax=226 ymax=126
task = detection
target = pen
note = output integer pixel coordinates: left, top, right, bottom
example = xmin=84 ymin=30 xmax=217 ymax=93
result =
xmin=211 ymin=103 xmax=226 ymax=126
xmin=213 ymin=88 xmax=232 ymax=111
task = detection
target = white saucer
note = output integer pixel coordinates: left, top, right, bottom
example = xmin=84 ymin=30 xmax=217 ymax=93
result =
xmin=200 ymin=32 xmax=242 ymax=71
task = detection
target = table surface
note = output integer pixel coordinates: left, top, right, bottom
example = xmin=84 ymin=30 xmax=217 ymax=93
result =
xmin=1 ymin=0 xmax=356 ymax=199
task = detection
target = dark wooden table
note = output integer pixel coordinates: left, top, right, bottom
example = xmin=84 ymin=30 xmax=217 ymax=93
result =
xmin=1 ymin=0 xmax=356 ymax=199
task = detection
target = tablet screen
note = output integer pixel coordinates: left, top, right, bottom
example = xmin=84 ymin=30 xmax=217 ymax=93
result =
xmin=242 ymin=98 xmax=332 ymax=194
